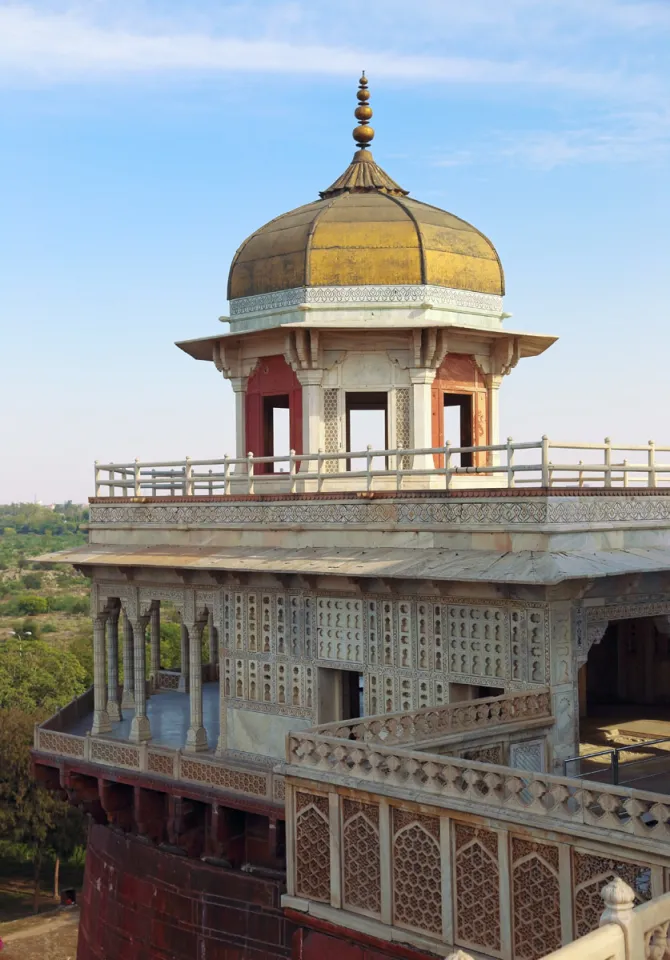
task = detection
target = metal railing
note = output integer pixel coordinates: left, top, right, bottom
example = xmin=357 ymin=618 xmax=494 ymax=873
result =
xmin=564 ymin=737 xmax=670 ymax=786
xmin=94 ymin=437 xmax=670 ymax=497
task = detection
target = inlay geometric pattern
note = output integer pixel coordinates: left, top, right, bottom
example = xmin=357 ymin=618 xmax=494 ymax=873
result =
xmin=395 ymin=388 xmax=411 ymax=470
xmin=511 ymin=837 xmax=562 ymax=960
xmin=342 ymin=800 xmax=381 ymax=915
xmin=392 ymin=808 xmax=442 ymax=936
xmin=323 ymin=388 xmax=339 ymax=473
xmin=454 ymin=823 xmax=501 ymax=953
xmin=90 ymin=740 xmax=141 ymax=770
xmin=295 ymin=792 xmax=331 ymax=902
xmin=573 ymin=850 xmax=651 ymax=937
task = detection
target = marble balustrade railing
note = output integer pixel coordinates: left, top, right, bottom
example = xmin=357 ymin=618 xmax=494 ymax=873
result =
xmin=286 ymin=730 xmax=670 ymax=846
xmin=94 ymin=437 xmax=670 ymax=496
xmin=312 ymin=688 xmax=551 ymax=745
xmin=34 ymin=726 xmax=285 ymax=805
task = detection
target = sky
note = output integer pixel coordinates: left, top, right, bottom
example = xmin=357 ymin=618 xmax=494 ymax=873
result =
xmin=1 ymin=0 xmax=669 ymax=503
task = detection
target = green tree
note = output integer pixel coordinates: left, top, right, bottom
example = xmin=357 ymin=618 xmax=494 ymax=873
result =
xmin=0 ymin=709 xmax=85 ymax=911
xmin=0 ymin=637 xmax=86 ymax=714
xmin=160 ymin=621 xmax=181 ymax=669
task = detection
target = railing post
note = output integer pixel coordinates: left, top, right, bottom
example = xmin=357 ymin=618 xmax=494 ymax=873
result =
xmin=599 ymin=877 xmax=635 ymax=954
xmin=247 ymin=452 xmax=254 ymax=494
xmin=604 ymin=437 xmax=612 ymax=488
xmin=208 ymin=469 xmax=213 ymax=495
xmin=223 ymin=455 xmax=230 ymax=496
xmin=317 ymin=449 xmax=324 ymax=492
xmin=648 ymin=439 xmax=656 ymax=488
xmin=612 ymin=748 xmax=619 ymax=785
xmin=578 ymin=460 xmax=584 ymax=487
xmin=108 ymin=468 xmax=114 ymax=498
xmin=184 ymin=457 xmax=193 ymax=496
xmin=366 ymin=445 xmax=373 ymax=491
xmin=506 ymin=437 xmax=515 ymax=488
xmin=623 ymin=459 xmax=629 ymax=488
xmin=541 ymin=436 xmax=550 ymax=487
xmin=94 ymin=461 xmax=101 ymax=497
xmin=134 ymin=458 xmax=141 ymax=497
xmin=150 ymin=469 xmax=157 ymax=497
xmin=289 ymin=449 xmax=297 ymax=494
xmin=444 ymin=441 xmax=452 ymax=489
xmin=395 ymin=451 xmax=402 ymax=491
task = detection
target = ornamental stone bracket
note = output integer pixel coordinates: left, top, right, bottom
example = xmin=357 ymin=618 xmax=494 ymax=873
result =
xmin=212 ymin=340 xmax=259 ymax=382
xmin=409 ymin=327 xmax=449 ymax=371
xmin=284 ymin=328 xmax=322 ymax=372
xmin=475 ymin=336 xmax=520 ymax=386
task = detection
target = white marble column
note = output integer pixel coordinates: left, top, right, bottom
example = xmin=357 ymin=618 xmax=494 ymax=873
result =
xmin=91 ymin=614 xmax=111 ymax=735
xmin=121 ymin=611 xmax=135 ymax=710
xmin=185 ymin=622 xmax=208 ymax=752
xmin=297 ymin=370 xmax=323 ymax=470
xmin=149 ymin=601 xmax=161 ymax=690
xmin=207 ymin=610 xmax=218 ymax=666
xmin=178 ymin=621 xmax=190 ymax=693
xmin=485 ymin=373 xmax=503 ymax=466
xmin=129 ymin=617 xmax=151 ymax=743
xmin=230 ymin=377 xmax=248 ymax=471
xmin=106 ymin=608 xmax=122 ymax=722
xmin=409 ymin=368 xmax=436 ymax=471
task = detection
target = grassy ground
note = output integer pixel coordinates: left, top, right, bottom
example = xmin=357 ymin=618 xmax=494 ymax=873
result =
xmin=0 ymin=908 xmax=79 ymax=959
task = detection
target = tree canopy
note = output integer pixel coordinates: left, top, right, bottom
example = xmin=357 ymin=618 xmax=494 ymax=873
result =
xmin=0 ymin=637 xmax=87 ymax=714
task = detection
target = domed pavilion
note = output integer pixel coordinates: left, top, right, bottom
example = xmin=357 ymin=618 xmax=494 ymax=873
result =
xmin=179 ymin=74 xmax=555 ymax=477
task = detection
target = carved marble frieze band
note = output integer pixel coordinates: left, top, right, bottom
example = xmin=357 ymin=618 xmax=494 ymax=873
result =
xmin=228 ymin=284 xmax=503 ymax=317
xmin=89 ymin=496 xmax=670 ymax=529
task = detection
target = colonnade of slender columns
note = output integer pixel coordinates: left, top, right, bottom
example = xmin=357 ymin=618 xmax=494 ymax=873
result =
xmin=90 ymin=599 xmax=221 ymax=754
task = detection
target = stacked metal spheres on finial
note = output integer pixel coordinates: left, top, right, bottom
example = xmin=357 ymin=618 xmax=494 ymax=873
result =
xmin=353 ymin=72 xmax=374 ymax=148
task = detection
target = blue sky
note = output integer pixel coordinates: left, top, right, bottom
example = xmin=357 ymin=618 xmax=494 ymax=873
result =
xmin=1 ymin=0 xmax=669 ymax=503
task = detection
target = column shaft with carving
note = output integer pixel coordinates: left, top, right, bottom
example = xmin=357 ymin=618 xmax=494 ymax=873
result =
xmin=178 ymin=621 xmax=190 ymax=693
xmin=106 ymin=608 xmax=122 ymax=722
xmin=185 ymin=622 xmax=207 ymax=752
xmin=150 ymin=601 xmax=161 ymax=690
xmin=129 ymin=617 xmax=151 ymax=742
xmin=207 ymin=610 xmax=218 ymax=666
xmin=91 ymin=614 xmax=111 ymax=735
xmin=121 ymin=611 xmax=135 ymax=709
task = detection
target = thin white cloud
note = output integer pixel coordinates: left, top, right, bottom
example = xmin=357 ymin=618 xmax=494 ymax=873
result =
xmin=0 ymin=3 xmax=661 ymax=103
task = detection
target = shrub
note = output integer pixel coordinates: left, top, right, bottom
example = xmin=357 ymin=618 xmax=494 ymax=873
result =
xmin=17 ymin=595 xmax=48 ymax=616
xmin=21 ymin=573 xmax=42 ymax=590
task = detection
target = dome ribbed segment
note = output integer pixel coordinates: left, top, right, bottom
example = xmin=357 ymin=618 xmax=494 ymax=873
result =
xmin=320 ymin=149 xmax=408 ymax=199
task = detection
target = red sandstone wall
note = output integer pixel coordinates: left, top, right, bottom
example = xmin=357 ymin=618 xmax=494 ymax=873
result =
xmin=78 ymin=823 xmax=294 ymax=960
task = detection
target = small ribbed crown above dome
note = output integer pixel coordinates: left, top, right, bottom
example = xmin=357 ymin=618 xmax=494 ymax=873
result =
xmin=227 ymin=75 xmax=504 ymax=302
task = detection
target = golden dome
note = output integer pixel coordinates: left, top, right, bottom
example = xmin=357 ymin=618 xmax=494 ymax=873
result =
xmin=227 ymin=76 xmax=504 ymax=302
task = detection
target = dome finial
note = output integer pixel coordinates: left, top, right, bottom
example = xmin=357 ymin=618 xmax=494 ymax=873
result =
xmin=353 ymin=71 xmax=374 ymax=149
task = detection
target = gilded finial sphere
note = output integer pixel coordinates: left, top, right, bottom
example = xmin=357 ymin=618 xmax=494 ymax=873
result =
xmin=354 ymin=104 xmax=373 ymax=122
xmin=359 ymin=71 xmax=368 ymax=86
xmin=353 ymin=124 xmax=375 ymax=145
xmin=357 ymin=88 xmax=370 ymax=102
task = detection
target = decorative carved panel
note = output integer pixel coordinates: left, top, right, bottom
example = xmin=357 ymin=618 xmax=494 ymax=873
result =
xmin=342 ymin=799 xmax=381 ymax=916
xmin=511 ymin=837 xmax=562 ymax=960
xmin=392 ymin=808 xmax=442 ymax=936
xmin=454 ymin=823 xmax=501 ymax=954
xmin=295 ymin=792 xmax=331 ymax=902
xmin=573 ymin=850 xmax=652 ymax=937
